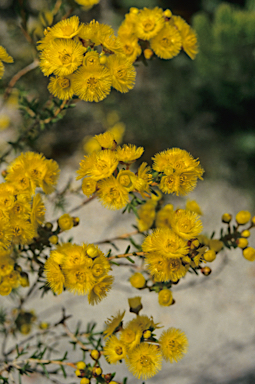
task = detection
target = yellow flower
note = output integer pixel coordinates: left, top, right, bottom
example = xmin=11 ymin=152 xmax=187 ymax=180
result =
xmin=146 ymin=254 xmax=187 ymax=282
xmin=94 ymin=132 xmax=116 ymax=149
xmin=74 ymin=0 xmax=100 ymax=10
xmin=40 ymin=39 xmax=86 ymax=76
xmin=49 ymin=16 xmax=82 ymax=39
xmin=129 ymin=272 xmax=146 ymax=289
xmin=120 ymin=323 xmax=142 ymax=350
xmin=9 ymin=195 xmax=31 ymax=221
xmin=92 ymin=255 xmax=111 ymax=278
xmin=116 ymin=144 xmax=144 ymax=164
xmin=126 ymin=342 xmax=162 ymax=380
xmin=117 ymin=170 xmax=135 ymax=192
xmin=103 ymin=310 xmax=125 ymax=339
xmin=88 ymin=275 xmax=113 ymax=305
xmin=83 ymin=51 xmax=100 ymax=70
xmin=104 ymin=335 xmax=127 ymax=364
xmin=137 ymin=201 xmax=156 ymax=232
xmin=77 ymin=150 xmax=118 ymax=181
xmin=97 ymin=176 xmax=129 ymax=210
xmin=64 ymin=266 xmax=95 ymax=295
xmin=58 ymin=213 xmax=73 ymax=231
xmin=159 ymin=327 xmax=188 ymax=363
xmin=0 ymin=219 xmax=13 ymax=250
xmin=107 ymin=54 xmax=136 ymax=93
xmin=83 ymin=135 xmax=101 ymax=154
xmin=4 ymin=270 xmax=20 ymax=289
xmin=170 ymin=209 xmax=203 ymax=240
xmin=127 ymin=315 xmax=161 ymax=332
xmin=0 ymin=281 xmax=12 ymax=296
xmin=72 ymin=65 xmax=112 ymax=102
xmin=119 ymin=35 xmax=142 ymax=63
xmin=155 ymin=204 xmax=174 ymax=228
xmin=173 ymin=16 xmax=198 ymax=59
xmin=11 ymin=218 xmax=36 ymax=245
xmin=108 ymin=123 xmax=125 ymax=144
xmin=186 ymin=199 xmax=203 ymax=215
xmin=142 ymin=227 xmax=189 ymax=259
xmin=150 ymin=24 xmax=182 ymax=59
xmin=158 ymin=289 xmax=173 ymax=306
xmin=48 ymin=76 xmax=74 ymax=100
xmin=42 ymin=159 xmax=60 ymax=194
xmin=82 ymin=177 xmax=97 ymax=196
xmin=44 ymin=257 xmax=65 ymax=294
xmin=0 ymin=254 xmax=14 ymax=277
xmin=133 ymin=162 xmax=152 ymax=197
xmin=135 ymin=7 xmax=165 ymax=40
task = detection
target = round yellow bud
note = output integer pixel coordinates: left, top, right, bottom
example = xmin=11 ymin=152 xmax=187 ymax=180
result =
xmin=76 ymin=361 xmax=86 ymax=370
xmin=158 ymin=289 xmax=173 ymax=306
xmin=143 ymin=330 xmax=151 ymax=339
xmin=39 ymin=322 xmax=49 ymax=330
xmin=86 ymin=245 xmax=99 ymax=258
xmin=144 ymin=48 xmax=153 ymax=60
xmin=49 ymin=235 xmax=58 ymax=245
xmin=252 ymin=216 xmax=255 ymax=225
xmin=130 ymin=7 xmax=139 ymax=13
xmin=190 ymin=239 xmax=200 ymax=250
xmin=20 ymin=271 xmax=30 ymax=287
xmin=80 ymin=379 xmax=90 ymax=384
xmin=44 ymin=222 xmax=53 ymax=231
xmin=75 ymin=369 xmax=82 ymax=377
xmin=99 ymin=54 xmax=107 ymax=65
xmin=129 ymin=273 xmax=146 ymax=289
xmin=93 ymin=367 xmax=102 ymax=376
xmin=109 ymin=382 xmax=118 ymax=384
xmin=204 ymin=249 xmax=216 ymax=262
xmin=201 ymin=266 xmax=211 ymax=276
xmin=222 ymin=213 xmax=232 ymax=223
xmin=58 ymin=214 xmax=73 ymax=231
xmin=237 ymin=238 xmax=248 ymax=249
xmin=243 ymin=247 xmax=255 ymax=262
xmin=235 ymin=210 xmax=251 ymax=225
xmin=20 ymin=324 xmax=32 ymax=335
xmin=90 ymin=350 xmax=100 ymax=360
xmin=164 ymin=9 xmax=172 ymax=18
xmin=241 ymin=229 xmax=250 ymax=238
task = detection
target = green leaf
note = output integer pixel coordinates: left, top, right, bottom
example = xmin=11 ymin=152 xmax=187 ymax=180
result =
xmin=39 ymin=363 xmax=49 ymax=379
xmin=60 ymin=365 xmax=67 ymax=378
xmin=126 ymin=256 xmax=135 ymax=264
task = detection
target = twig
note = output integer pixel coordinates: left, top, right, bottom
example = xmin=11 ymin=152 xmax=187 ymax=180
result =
xmin=61 ymin=322 xmax=90 ymax=352
xmin=67 ymin=195 xmax=97 ymax=214
xmin=4 ymin=59 xmax=39 ymax=100
xmin=95 ymin=230 xmax=139 ymax=245
xmin=41 ymin=99 xmax=68 ymax=124
xmin=108 ymin=251 xmax=145 ymax=261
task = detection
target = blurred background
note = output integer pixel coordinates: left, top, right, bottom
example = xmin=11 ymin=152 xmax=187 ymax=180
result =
xmin=1 ymin=1 xmax=255 ymax=384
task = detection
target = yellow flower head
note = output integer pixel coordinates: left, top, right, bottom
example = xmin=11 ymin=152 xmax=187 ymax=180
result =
xmin=40 ymin=39 xmax=86 ymax=77
xmin=44 ymin=257 xmax=65 ymax=295
xmin=83 ymin=51 xmax=101 ymax=70
xmin=104 ymin=335 xmax=127 ymax=364
xmin=31 ymin=193 xmax=45 ymax=229
xmin=0 ymin=255 xmax=14 ymax=277
xmin=133 ymin=162 xmax=152 ymax=197
xmin=107 ymin=54 xmax=136 ymax=93
xmin=5 ymin=270 xmax=20 ymax=289
xmin=137 ymin=201 xmax=156 ymax=232
xmin=0 ymin=45 xmax=14 ymax=79
xmin=103 ymin=310 xmax=125 ymax=339
xmin=108 ymin=123 xmax=125 ymax=144
xmin=92 ymin=255 xmax=111 ymax=278
xmin=126 ymin=342 xmax=162 ymax=380
xmin=42 ymin=159 xmax=60 ymax=194
xmin=170 ymin=209 xmax=203 ymax=240
xmin=185 ymin=199 xmax=203 ymax=215
xmin=0 ymin=280 xmax=12 ymax=296
xmin=88 ymin=275 xmax=113 ymax=305
xmin=135 ymin=7 xmax=165 ymax=40
xmin=49 ymin=16 xmax=82 ymax=39
xmin=150 ymin=24 xmax=182 ymax=59
xmin=64 ymin=266 xmax=95 ymax=295
xmin=146 ymin=253 xmax=187 ymax=282
xmin=11 ymin=218 xmax=36 ymax=245
xmin=77 ymin=150 xmax=118 ymax=181
xmin=120 ymin=323 xmax=142 ymax=350
xmin=142 ymin=227 xmax=189 ymax=259
xmin=158 ymin=289 xmax=173 ymax=306
xmin=159 ymin=327 xmax=188 ymax=363
xmin=0 ymin=219 xmax=13 ymax=250
xmin=119 ymin=35 xmax=142 ymax=63
xmin=117 ymin=170 xmax=135 ymax=192
xmin=58 ymin=213 xmax=73 ymax=231
xmin=95 ymin=132 xmax=116 ymax=149
xmin=155 ymin=204 xmax=174 ymax=228
xmin=116 ymin=144 xmax=144 ymax=164
xmin=97 ymin=176 xmax=129 ymax=210
xmin=173 ymin=16 xmax=198 ymax=59
xmin=127 ymin=315 xmax=161 ymax=332
xmin=48 ymin=76 xmax=74 ymax=100
xmin=82 ymin=177 xmax=97 ymax=196
xmin=72 ymin=65 xmax=112 ymax=102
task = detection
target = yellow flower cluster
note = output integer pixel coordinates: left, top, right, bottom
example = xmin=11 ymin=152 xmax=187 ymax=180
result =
xmin=37 ymin=16 xmax=136 ymax=101
xmin=77 ymin=132 xmax=151 ymax=209
xmin=153 ymin=148 xmax=204 ymax=196
xmin=118 ymin=7 xmax=198 ymax=63
xmin=142 ymin=208 xmax=203 ymax=282
xmin=44 ymin=242 xmax=113 ymax=305
xmin=103 ymin=309 xmax=188 ymax=380
xmin=0 ymin=249 xmax=29 ymax=296
xmin=0 ymin=45 xmax=13 ymax=79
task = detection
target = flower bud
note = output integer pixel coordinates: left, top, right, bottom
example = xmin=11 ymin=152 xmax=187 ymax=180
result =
xmin=99 ymin=54 xmax=107 ymax=65
xmin=80 ymin=379 xmax=90 ymax=384
xmin=20 ymin=272 xmax=30 ymax=287
xmin=143 ymin=330 xmax=151 ymax=339
xmin=235 ymin=210 xmax=251 ymax=225
xmin=39 ymin=322 xmax=49 ymax=330
xmin=92 ymin=367 xmax=102 ymax=376
xmin=243 ymin=247 xmax=255 ymax=261
xmin=204 ymin=249 xmax=216 ymax=262
xmin=222 ymin=213 xmax=232 ymax=223
xmin=129 ymin=273 xmax=146 ymax=289
xmin=164 ymin=9 xmax=172 ymax=18
xmin=201 ymin=266 xmax=211 ymax=276
xmin=49 ymin=235 xmax=58 ymax=245
xmin=128 ymin=296 xmax=143 ymax=315
xmin=190 ymin=239 xmax=200 ymax=250
xmin=158 ymin=289 xmax=173 ymax=306
xmin=58 ymin=214 xmax=73 ymax=231
xmin=76 ymin=361 xmax=86 ymax=370
xmin=241 ymin=229 xmax=250 ymax=238
xmin=236 ymin=238 xmax=248 ymax=249
xmin=86 ymin=244 xmax=99 ymax=258
xmin=144 ymin=48 xmax=153 ymax=60
xmin=73 ymin=217 xmax=80 ymax=226
xmin=90 ymin=349 xmax=100 ymax=360
xmin=44 ymin=222 xmax=53 ymax=231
